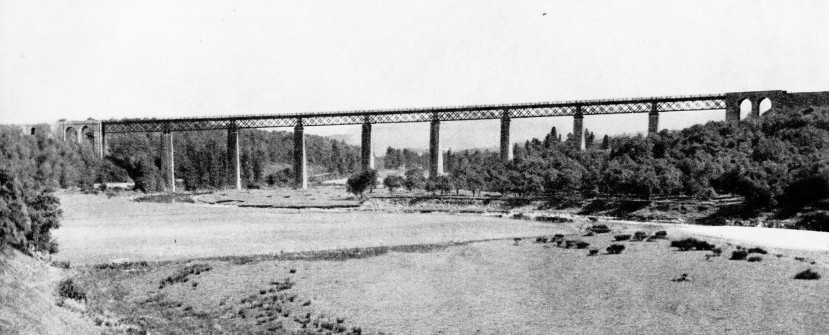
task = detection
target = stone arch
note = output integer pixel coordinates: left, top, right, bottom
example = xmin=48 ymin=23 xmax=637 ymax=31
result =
xmin=739 ymin=98 xmax=752 ymax=120
xmin=65 ymin=127 xmax=78 ymax=142
xmin=759 ymin=97 xmax=772 ymax=115
xmin=81 ymin=126 xmax=95 ymax=146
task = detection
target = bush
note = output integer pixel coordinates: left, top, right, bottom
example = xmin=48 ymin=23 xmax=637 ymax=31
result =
xmin=747 ymin=247 xmax=767 ymax=255
xmin=57 ymin=278 xmax=86 ymax=301
xmin=614 ymin=234 xmax=631 ymax=241
xmin=575 ymin=241 xmax=590 ymax=249
xmin=653 ymin=231 xmax=668 ymax=239
xmin=747 ymin=256 xmax=763 ymax=262
xmin=793 ymin=269 xmax=821 ymax=280
xmin=589 ymin=224 xmax=611 ymax=234
xmin=606 ymin=244 xmax=625 ymax=254
xmin=730 ymin=250 xmax=748 ymax=260
xmin=535 ymin=216 xmax=573 ymax=223
xmin=346 ymin=170 xmax=378 ymax=198
xmin=0 ymin=169 xmax=62 ymax=254
xmin=631 ymin=231 xmax=648 ymax=241
xmin=383 ymin=175 xmax=405 ymax=194
xmin=796 ymin=211 xmax=829 ymax=232
xmin=670 ymin=238 xmax=716 ymax=251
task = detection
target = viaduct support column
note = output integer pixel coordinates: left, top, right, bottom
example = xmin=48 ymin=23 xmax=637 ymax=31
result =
xmin=724 ymin=93 xmax=741 ymax=122
xmin=160 ymin=128 xmax=175 ymax=192
xmin=750 ymin=99 xmax=760 ymax=118
xmin=429 ymin=115 xmax=442 ymax=177
xmin=99 ymin=124 xmax=106 ymax=159
xmin=294 ymin=121 xmax=308 ymax=189
xmin=648 ymin=102 xmax=659 ymax=135
xmin=361 ymin=119 xmax=374 ymax=171
xmin=227 ymin=123 xmax=241 ymax=190
xmin=573 ymin=106 xmax=584 ymax=151
xmin=500 ymin=111 xmax=513 ymax=162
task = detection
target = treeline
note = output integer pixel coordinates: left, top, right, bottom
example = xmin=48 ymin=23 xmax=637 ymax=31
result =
xmin=440 ymin=108 xmax=829 ymax=213
xmin=373 ymin=108 xmax=829 ymax=230
xmin=107 ymin=129 xmax=363 ymax=191
xmin=0 ymin=126 xmax=106 ymax=253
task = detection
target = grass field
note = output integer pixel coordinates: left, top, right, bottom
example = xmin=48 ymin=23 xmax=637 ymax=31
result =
xmin=53 ymin=193 xmax=566 ymax=266
xmin=51 ymin=191 xmax=829 ymax=334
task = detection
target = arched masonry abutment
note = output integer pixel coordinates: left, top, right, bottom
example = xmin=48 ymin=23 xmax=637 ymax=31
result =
xmin=725 ymin=90 xmax=788 ymax=122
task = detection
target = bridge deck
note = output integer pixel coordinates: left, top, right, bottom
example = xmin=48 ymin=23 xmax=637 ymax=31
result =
xmin=103 ymin=93 xmax=727 ymax=133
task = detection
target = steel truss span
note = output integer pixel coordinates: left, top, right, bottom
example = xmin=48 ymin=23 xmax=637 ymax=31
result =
xmin=103 ymin=94 xmax=727 ymax=133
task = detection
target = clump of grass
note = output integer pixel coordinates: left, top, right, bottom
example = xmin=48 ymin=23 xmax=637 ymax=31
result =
xmin=588 ymin=249 xmax=599 ymax=256
xmin=671 ymin=273 xmax=689 ymax=282
xmin=614 ymin=234 xmax=631 ymax=241
xmin=159 ymin=263 xmax=212 ymax=289
xmin=94 ymin=260 xmax=149 ymax=270
xmin=747 ymin=256 xmax=763 ymax=262
xmin=606 ymin=244 xmax=625 ymax=255
xmin=51 ymin=261 xmax=71 ymax=269
xmin=57 ymin=278 xmax=86 ymax=301
xmin=794 ymin=269 xmax=821 ymax=280
xmin=269 ymin=278 xmax=294 ymax=291
xmin=670 ymin=238 xmax=716 ymax=251
xmin=590 ymin=224 xmax=611 ymax=234
xmin=747 ymin=247 xmax=767 ymax=255
xmin=730 ymin=250 xmax=748 ymax=260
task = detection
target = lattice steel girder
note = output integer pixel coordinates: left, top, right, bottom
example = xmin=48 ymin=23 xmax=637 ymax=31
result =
xmin=103 ymin=94 xmax=727 ymax=133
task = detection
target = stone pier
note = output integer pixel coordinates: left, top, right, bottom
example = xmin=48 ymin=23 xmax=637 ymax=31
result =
xmin=294 ymin=122 xmax=308 ymax=189
xmin=227 ymin=124 xmax=241 ymax=190
xmin=500 ymin=111 xmax=512 ymax=161
xmin=648 ymin=102 xmax=659 ymax=135
xmin=429 ymin=116 xmax=442 ymax=177
xmin=160 ymin=129 xmax=175 ymax=192
xmin=361 ymin=120 xmax=374 ymax=170
xmin=573 ymin=107 xmax=584 ymax=150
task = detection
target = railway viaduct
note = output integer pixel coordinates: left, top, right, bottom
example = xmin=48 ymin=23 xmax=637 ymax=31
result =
xmin=32 ymin=89 xmax=829 ymax=191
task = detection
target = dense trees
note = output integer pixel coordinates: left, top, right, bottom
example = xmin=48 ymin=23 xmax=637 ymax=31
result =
xmin=106 ymin=129 xmax=362 ymax=191
xmin=425 ymin=107 xmax=829 ymax=215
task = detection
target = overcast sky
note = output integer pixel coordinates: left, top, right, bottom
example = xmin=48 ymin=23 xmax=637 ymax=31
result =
xmin=1 ymin=0 xmax=828 ymax=150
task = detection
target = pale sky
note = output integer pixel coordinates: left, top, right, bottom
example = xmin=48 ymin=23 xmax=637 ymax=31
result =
xmin=1 ymin=0 xmax=828 ymax=150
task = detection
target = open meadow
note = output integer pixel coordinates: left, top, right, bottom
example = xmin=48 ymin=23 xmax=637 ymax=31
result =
xmin=42 ymin=191 xmax=829 ymax=334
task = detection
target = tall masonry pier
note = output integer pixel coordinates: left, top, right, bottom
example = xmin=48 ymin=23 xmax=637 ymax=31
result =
xmin=63 ymin=89 xmax=826 ymax=190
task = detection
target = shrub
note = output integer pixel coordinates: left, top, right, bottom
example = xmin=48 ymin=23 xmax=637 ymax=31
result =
xmin=606 ymin=244 xmax=625 ymax=254
xmin=159 ymin=263 xmax=212 ymax=288
xmin=796 ymin=211 xmax=829 ymax=232
xmin=382 ymin=175 xmax=404 ymax=194
xmin=534 ymin=236 xmax=549 ymax=243
xmin=614 ymin=234 xmax=631 ymax=241
xmin=346 ymin=170 xmax=378 ymax=198
xmin=589 ymin=224 xmax=611 ymax=234
xmin=747 ymin=247 xmax=767 ymax=255
xmin=57 ymin=278 xmax=86 ymax=301
xmin=575 ymin=241 xmax=590 ymax=249
xmin=653 ymin=231 xmax=668 ymax=239
xmin=535 ymin=216 xmax=573 ymax=223
xmin=670 ymin=238 xmax=716 ymax=251
xmin=747 ymin=256 xmax=763 ymax=262
xmin=794 ymin=269 xmax=821 ymax=280
xmin=631 ymin=231 xmax=648 ymax=241
xmin=730 ymin=250 xmax=748 ymax=260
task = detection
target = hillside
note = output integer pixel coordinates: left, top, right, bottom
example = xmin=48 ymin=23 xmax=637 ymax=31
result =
xmin=0 ymin=248 xmax=96 ymax=335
